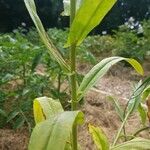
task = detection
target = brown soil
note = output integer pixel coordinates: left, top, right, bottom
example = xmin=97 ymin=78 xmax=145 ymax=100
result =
xmin=1 ymin=62 xmax=150 ymax=150
xmin=0 ymin=128 xmax=29 ymax=150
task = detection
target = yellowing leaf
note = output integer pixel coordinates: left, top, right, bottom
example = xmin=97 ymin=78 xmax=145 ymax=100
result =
xmin=33 ymin=100 xmax=45 ymax=124
xmin=33 ymin=97 xmax=64 ymax=124
xmin=89 ymin=124 xmax=109 ymax=150
xmin=29 ymin=111 xmax=84 ymax=150
xmin=127 ymin=58 xmax=144 ymax=76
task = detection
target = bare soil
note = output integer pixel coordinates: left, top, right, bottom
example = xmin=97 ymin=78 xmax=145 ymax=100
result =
xmin=1 ymin=62 xmax=150 ymax=150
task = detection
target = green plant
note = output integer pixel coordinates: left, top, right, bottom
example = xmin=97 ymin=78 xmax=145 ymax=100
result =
xmin=0 ymin=28 xmax=70 ymax=129
xmin=112 ymin=22 xmax=150 ymax=62
xmin=89 ymin=77 xmax=150 ymax=149
xmin=141 ymin=19 xmax=150 ymax=57
xmin=24 ymin=0 xmax=147 ymax=150
xmin=0 ymin=30 xmax=42 ymax=129
xmin=83 ymin=35 xmax=114 ymax=55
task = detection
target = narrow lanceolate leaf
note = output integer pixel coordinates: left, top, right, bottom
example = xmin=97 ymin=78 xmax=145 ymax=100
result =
xmin=108 ymin=96 xmax=124 ymax=121
xmin=111 ymin=138 xmax=150 ymax=150
xmin=77 ymin=57 xmax=143 ymax=101
xmin=142 ymin=85 xmax=150 ymax=101
xmin=138 ymin=103 xmax=147 ymax=125
xmin=29 ymin=111 xmax=84 ymax=150
xmin=24 ymin=0 xmax=70 ymax=72
xmin=89 ymin=125 xmax=109 ymax=150
xmin=33 ymin=97 xmax=63 ymax=124
xmin=126 ymin=77 xmax=150 ymax=115
xmin=65 ymin=0 xmax=117 ymax=47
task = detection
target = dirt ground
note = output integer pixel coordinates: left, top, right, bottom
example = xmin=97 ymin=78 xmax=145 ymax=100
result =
xmin=1 ymin=62 xmax=150 ymax=150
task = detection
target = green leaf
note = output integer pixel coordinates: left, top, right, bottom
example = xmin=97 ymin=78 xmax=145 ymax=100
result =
xmin=89 ymin=124 xmax=109 ymax=150
xmin=33 ymin=97 xmax=64 ymax=124
xmin=142 ymin=85 xmax=150 ymax=101
xmin=31 ymin=50 xmax=43 ymax=72
xmin=111 ymin=138 xmax=150 ymax=150
xmin=28 ymin=111 xmax=84 ymax=150
xmin=138 ymin=103 xmax=147 ymax=125
xmin=65 ymin=0 xmax=117 ymax=47
xmin=127 ymin=77 xmax=150 ymax=114
xmin=24 ymin=0 xmax=70 ymax=72
xmin=108 ymin=96 xmax=124 ymax=121
xmin=77 ymin=57 xmax=143 ymax=101
xmin=126 ymin=58 xmax=144 ymax=75
xmin=2 ymin=73 xmax=14 ymax=83
xmin=0 ymin=109 xmax=7 ymax=117
xmin=13 ymin=116 xmax=25 ymax=129
xmin=7 ymin=111 xmax=19 ymax=123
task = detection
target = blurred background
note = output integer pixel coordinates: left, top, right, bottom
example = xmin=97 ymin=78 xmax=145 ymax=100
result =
xmin=0 ymin=0 xmax=150 ymax=33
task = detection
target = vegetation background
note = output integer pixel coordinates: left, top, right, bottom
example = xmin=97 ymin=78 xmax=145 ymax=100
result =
xmin=1 ymin=0 xmax=150 ymax=149
xmin=0 ymin=0 xmax=150 ymax=32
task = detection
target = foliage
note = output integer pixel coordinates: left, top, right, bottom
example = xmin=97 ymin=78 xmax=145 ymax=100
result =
xmin=1 ymin=0 xmax=150 ymax=149
xmin=0 ymin=25 xmax=99 ymax=129
xmin=89 ymin=125 xmax=110 ymax=150
xmin=84 ymin=35 xmax=114 ymax=55
xmin=142 ymin=19 xmax=150 ymax=56
xmin=112 ymin=21 xmax=150 ymax=62
xmin=90 ymin=77 xmax=150 ymax=149
xmin=65 ymin=0 xmax=117 ymax=47
xmin=23 ymin=0 xmax=148 ymax=150
xmin=0 ymin=29 xmax=45 ymax=129
xmin=29 ymin=97 xmax=84 ymax=150
xmin=90 ymin=124 xmax=150 ymax=150
xmin=0 ymin=28 xmax=67 ymax=129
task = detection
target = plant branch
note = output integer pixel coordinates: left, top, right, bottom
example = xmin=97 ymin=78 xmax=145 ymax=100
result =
xmin=133 ymin=126 xmax=150 ymax=137
xmin=112 ymin=111 xmax=130 ymax=146
xmin=70 ymin=0 xmax=77 ymax=150
xmin=123 ymin=126 xmax=127 ymax=141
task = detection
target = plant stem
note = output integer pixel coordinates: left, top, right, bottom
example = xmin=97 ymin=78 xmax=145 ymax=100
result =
xmin=123 ymin=126 xmax=127 ymax=141
xmin=70 ymin=44 xmax=77 ymax=150
xmin=112 ymin=111 xmax=130 ymax=146
xmin=70 ymin=44 xmax=77 ymax=110
xmin=70 ymin=0 xmax=77 ymax=150
xmin=133 ymin=126 xmax=150 ymax=137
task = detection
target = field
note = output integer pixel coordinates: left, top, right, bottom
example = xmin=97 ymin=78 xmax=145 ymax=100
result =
xmin=1 ymin=62 xmax=150 ymax=150
xmin=1 ymin=0 xmax=150 ymax=150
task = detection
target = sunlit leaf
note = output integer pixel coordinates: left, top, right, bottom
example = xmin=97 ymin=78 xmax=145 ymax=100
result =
xmin=127 ymin=77 xmax=150 ymax=114
xmin=77 ymin=57 xmax=143 ymax=101
xmin=29 ymin=111 xmax=84 ymax=150
xmin=65 ymin=0 xmax=117 ymax=47
xmin=33 ymin=97 xmax=63 ymax=124
xmin=89 ymin=125 xmax=109 ymax=150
